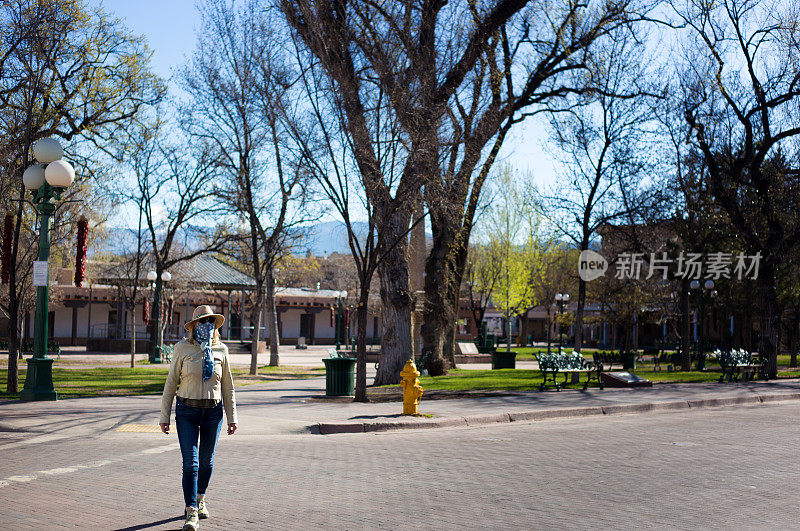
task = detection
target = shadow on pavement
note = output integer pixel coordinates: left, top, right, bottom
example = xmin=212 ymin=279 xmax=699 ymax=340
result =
xmin=112 ymin=515 xmax=183 ymax=530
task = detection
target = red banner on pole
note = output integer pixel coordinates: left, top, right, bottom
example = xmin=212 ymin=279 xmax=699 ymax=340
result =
xmin=74 ymin=217 xmax=88 ymax=287
xmin=1 ymin=214 xmax=12 ymax=285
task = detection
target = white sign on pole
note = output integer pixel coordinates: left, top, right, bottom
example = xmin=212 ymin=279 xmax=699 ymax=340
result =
xmin=32 ymin=261 xmax=49 ymax=286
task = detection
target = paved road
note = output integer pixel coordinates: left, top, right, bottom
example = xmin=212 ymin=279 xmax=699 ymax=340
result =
xmin=1 ymin=401 xmax=798 ymax=529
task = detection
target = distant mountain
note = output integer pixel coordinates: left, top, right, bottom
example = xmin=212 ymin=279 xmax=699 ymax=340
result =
xmin=95 ymin=220 xmax=428 ymax=259
xmin=294 ymin=221 xmax=369 ymax=256
xmin=295 ymin=221 xmax=435 ymax=257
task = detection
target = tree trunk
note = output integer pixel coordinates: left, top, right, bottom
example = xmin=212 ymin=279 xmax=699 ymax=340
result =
xmin=148 ymin=275 xmax=164 ymax=361
xmin=374 ymin=210 xmax=414 ymax=386
xmin=505 ymin=311 xmax=512 ymax=353
xmin=546 ymin=308 xmax=552 ymax=355
xmin=680 ymin=278 xmax=692 ymax=371
xmin=6 ymin=307 xmax=19 ymax=394
xmin=623 ymin=318 xmax=632 ymax=352
xmin=420 ymin=219 xmax=455 ymax=376
xmin=574 ymin=278 xmax=587 ymax=353
xmin=445 ymin=322 xmax=456 ymax=364
xmin=129 ymin=305 xmax=136 ymax=368
xmin=6 ymin=183 xmax=25 ymax=393
xmin=790 ymin=310 xmax=798 ymax=368
xmin=354 ymin=290 xmax=369 ymax=402
xmin=757 ymin=257 xmax=779 ymax=379
xmin=250 ymin=286 xmax=264 ymax=375
xmin=266 ymin=271 xmax=280 ymax=366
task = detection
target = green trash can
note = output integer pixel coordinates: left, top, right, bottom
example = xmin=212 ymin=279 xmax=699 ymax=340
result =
xmin=323 ymin=357 xmax=357 ymax=396
xmin=622 ymin=352 xmax=636 ymax=371
xmin=491 ymin=351 xmax=517 ymax=370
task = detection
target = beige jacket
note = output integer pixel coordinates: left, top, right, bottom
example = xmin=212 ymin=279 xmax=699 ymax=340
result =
xmin=160 ymin=339 xmax=237 ymax=425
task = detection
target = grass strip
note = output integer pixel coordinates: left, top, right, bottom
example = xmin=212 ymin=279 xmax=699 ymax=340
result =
xmin=0 ymin=365 xmax=324 ymax=399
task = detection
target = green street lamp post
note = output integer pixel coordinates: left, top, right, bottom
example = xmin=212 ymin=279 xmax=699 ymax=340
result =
xmin=147 ymin=269 xmax=171 ymax=363
xmin=334 ymin=290 xmax=347 ymax=351
xmin=20 ymin=138 xmax=75 ymax=401
xmin=555 ymin=293 xmax=570 ymax=355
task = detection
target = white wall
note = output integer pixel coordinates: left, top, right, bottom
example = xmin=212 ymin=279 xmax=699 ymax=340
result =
xmin=280 ymin=309 xmax=301 ymax=338
xmin=316 ymin=309 xmax=335 ymax=339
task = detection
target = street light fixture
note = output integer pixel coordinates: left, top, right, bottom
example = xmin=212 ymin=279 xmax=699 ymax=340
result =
xmin=555 ymin=293 xmax=570 ymax=355
xmin=147 ymin=269 xmax=171 ymax=363
xmin=20 ymin=138 xmax=75 ymax=401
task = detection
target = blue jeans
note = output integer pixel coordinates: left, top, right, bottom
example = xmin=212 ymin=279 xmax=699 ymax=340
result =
xmin=175 ymin=398 xmax=223 ymax=508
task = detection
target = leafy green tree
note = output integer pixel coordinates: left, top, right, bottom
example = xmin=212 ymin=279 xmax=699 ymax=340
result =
xmin=480 ymin=166 xmax=550 ymax=352
xmin=0 ymin=0 xmax=163 ymax=393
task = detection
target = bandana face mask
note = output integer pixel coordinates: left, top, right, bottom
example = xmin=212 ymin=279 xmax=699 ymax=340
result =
xmin=193 ymin=321 xmax=216 ymax=381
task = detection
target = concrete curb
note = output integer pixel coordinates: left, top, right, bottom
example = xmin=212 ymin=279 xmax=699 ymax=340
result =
xmin=314 ymin=391 xmax=800 ymax=435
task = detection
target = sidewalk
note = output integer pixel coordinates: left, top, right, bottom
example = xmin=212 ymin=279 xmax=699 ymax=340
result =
xmin=1 ymin=369 xmax=798 ymax=441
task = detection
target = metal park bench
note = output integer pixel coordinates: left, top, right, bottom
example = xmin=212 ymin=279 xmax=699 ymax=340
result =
xmin=535 ymin=352 xmax=603 ymax=391
xmin=592 ymin=351 xmax=624 ymax=371
xmin=652 ymin=350 xmax=681 ymax=371
xmin=715 ymin=349 xmax=763 ymax=382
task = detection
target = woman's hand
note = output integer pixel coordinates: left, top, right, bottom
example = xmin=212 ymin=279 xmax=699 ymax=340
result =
xmin=160 ymin=423 xmax=170 ymax=434
xmin=227 ymin=423 xmax=237 ymax=435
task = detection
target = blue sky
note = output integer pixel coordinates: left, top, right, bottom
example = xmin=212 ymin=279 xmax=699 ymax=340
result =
xmin=101 ymin=0 xmax=199 ymax=82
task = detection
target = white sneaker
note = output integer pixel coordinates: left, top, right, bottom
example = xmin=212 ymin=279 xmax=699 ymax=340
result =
xmin=183 ymin=506 xmax=199 ymax=530
xmin=197 ymin=494 xmax=209 ymax=519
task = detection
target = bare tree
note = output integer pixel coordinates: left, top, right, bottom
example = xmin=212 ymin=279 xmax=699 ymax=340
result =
xmin=540 ymin=32 xmax=659 ymax=355
xmin=281 ymin=30 xmax=421 ymax=399
xmin=182 ymin=0 xmax=313 ymax=374
xmin=281 ymin=0 xmax=653 ymax=379
xmin=101 ymin=207 xmax=148 ymax=368
xmin=122 ymin=122 xmax=232 ymax=360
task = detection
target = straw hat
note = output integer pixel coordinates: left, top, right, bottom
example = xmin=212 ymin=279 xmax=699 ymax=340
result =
xmin=184 ymin=305 xmax=225 ymax=331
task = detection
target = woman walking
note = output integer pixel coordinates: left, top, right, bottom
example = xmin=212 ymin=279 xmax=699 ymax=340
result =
xmin=160 ymin=305 xmax=238 ymax=531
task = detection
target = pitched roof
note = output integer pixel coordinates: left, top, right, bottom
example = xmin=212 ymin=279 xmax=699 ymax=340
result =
xmin=175 ymin=255 xmax=256 ymax=289
xmin=92 ymin=254 xmax=256 ymax=290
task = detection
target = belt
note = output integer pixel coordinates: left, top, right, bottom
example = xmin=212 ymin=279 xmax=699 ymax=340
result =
xmin=178 ymin=397 xmax=220 ymax=408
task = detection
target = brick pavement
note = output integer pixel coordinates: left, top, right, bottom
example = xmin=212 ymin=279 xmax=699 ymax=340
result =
xmin=2 ymin=376 xmax=799 ymax=438
xmin=1 ymin=403 xmax=799 ymax=529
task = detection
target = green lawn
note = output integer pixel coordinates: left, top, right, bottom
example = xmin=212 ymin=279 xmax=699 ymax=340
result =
xmin=506 ymin=348 xmax=800 ymax=367
xmin=0 ymin=365 xmax=324 ymax=399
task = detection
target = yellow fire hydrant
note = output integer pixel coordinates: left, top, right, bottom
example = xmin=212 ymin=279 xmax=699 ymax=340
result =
xmin=400 ymin=358 xmax=423 ymax=415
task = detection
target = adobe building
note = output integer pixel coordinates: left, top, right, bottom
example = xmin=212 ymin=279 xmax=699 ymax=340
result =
xmin=20 ymin=254 xmax=380 ymax=352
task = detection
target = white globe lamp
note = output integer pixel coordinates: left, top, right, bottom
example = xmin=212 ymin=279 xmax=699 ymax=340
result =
xmin=161 ymin=271 xmax=172 ymax=282
xmin=23 ymin=165 xmax=46 ymax=190
xmin=147 ymin=271 xmax=158 ymax=282
xmin=44 ymin=160 xmax=75 ymax=188
xmin=32 ymin=137 xmax=64 ymax=164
